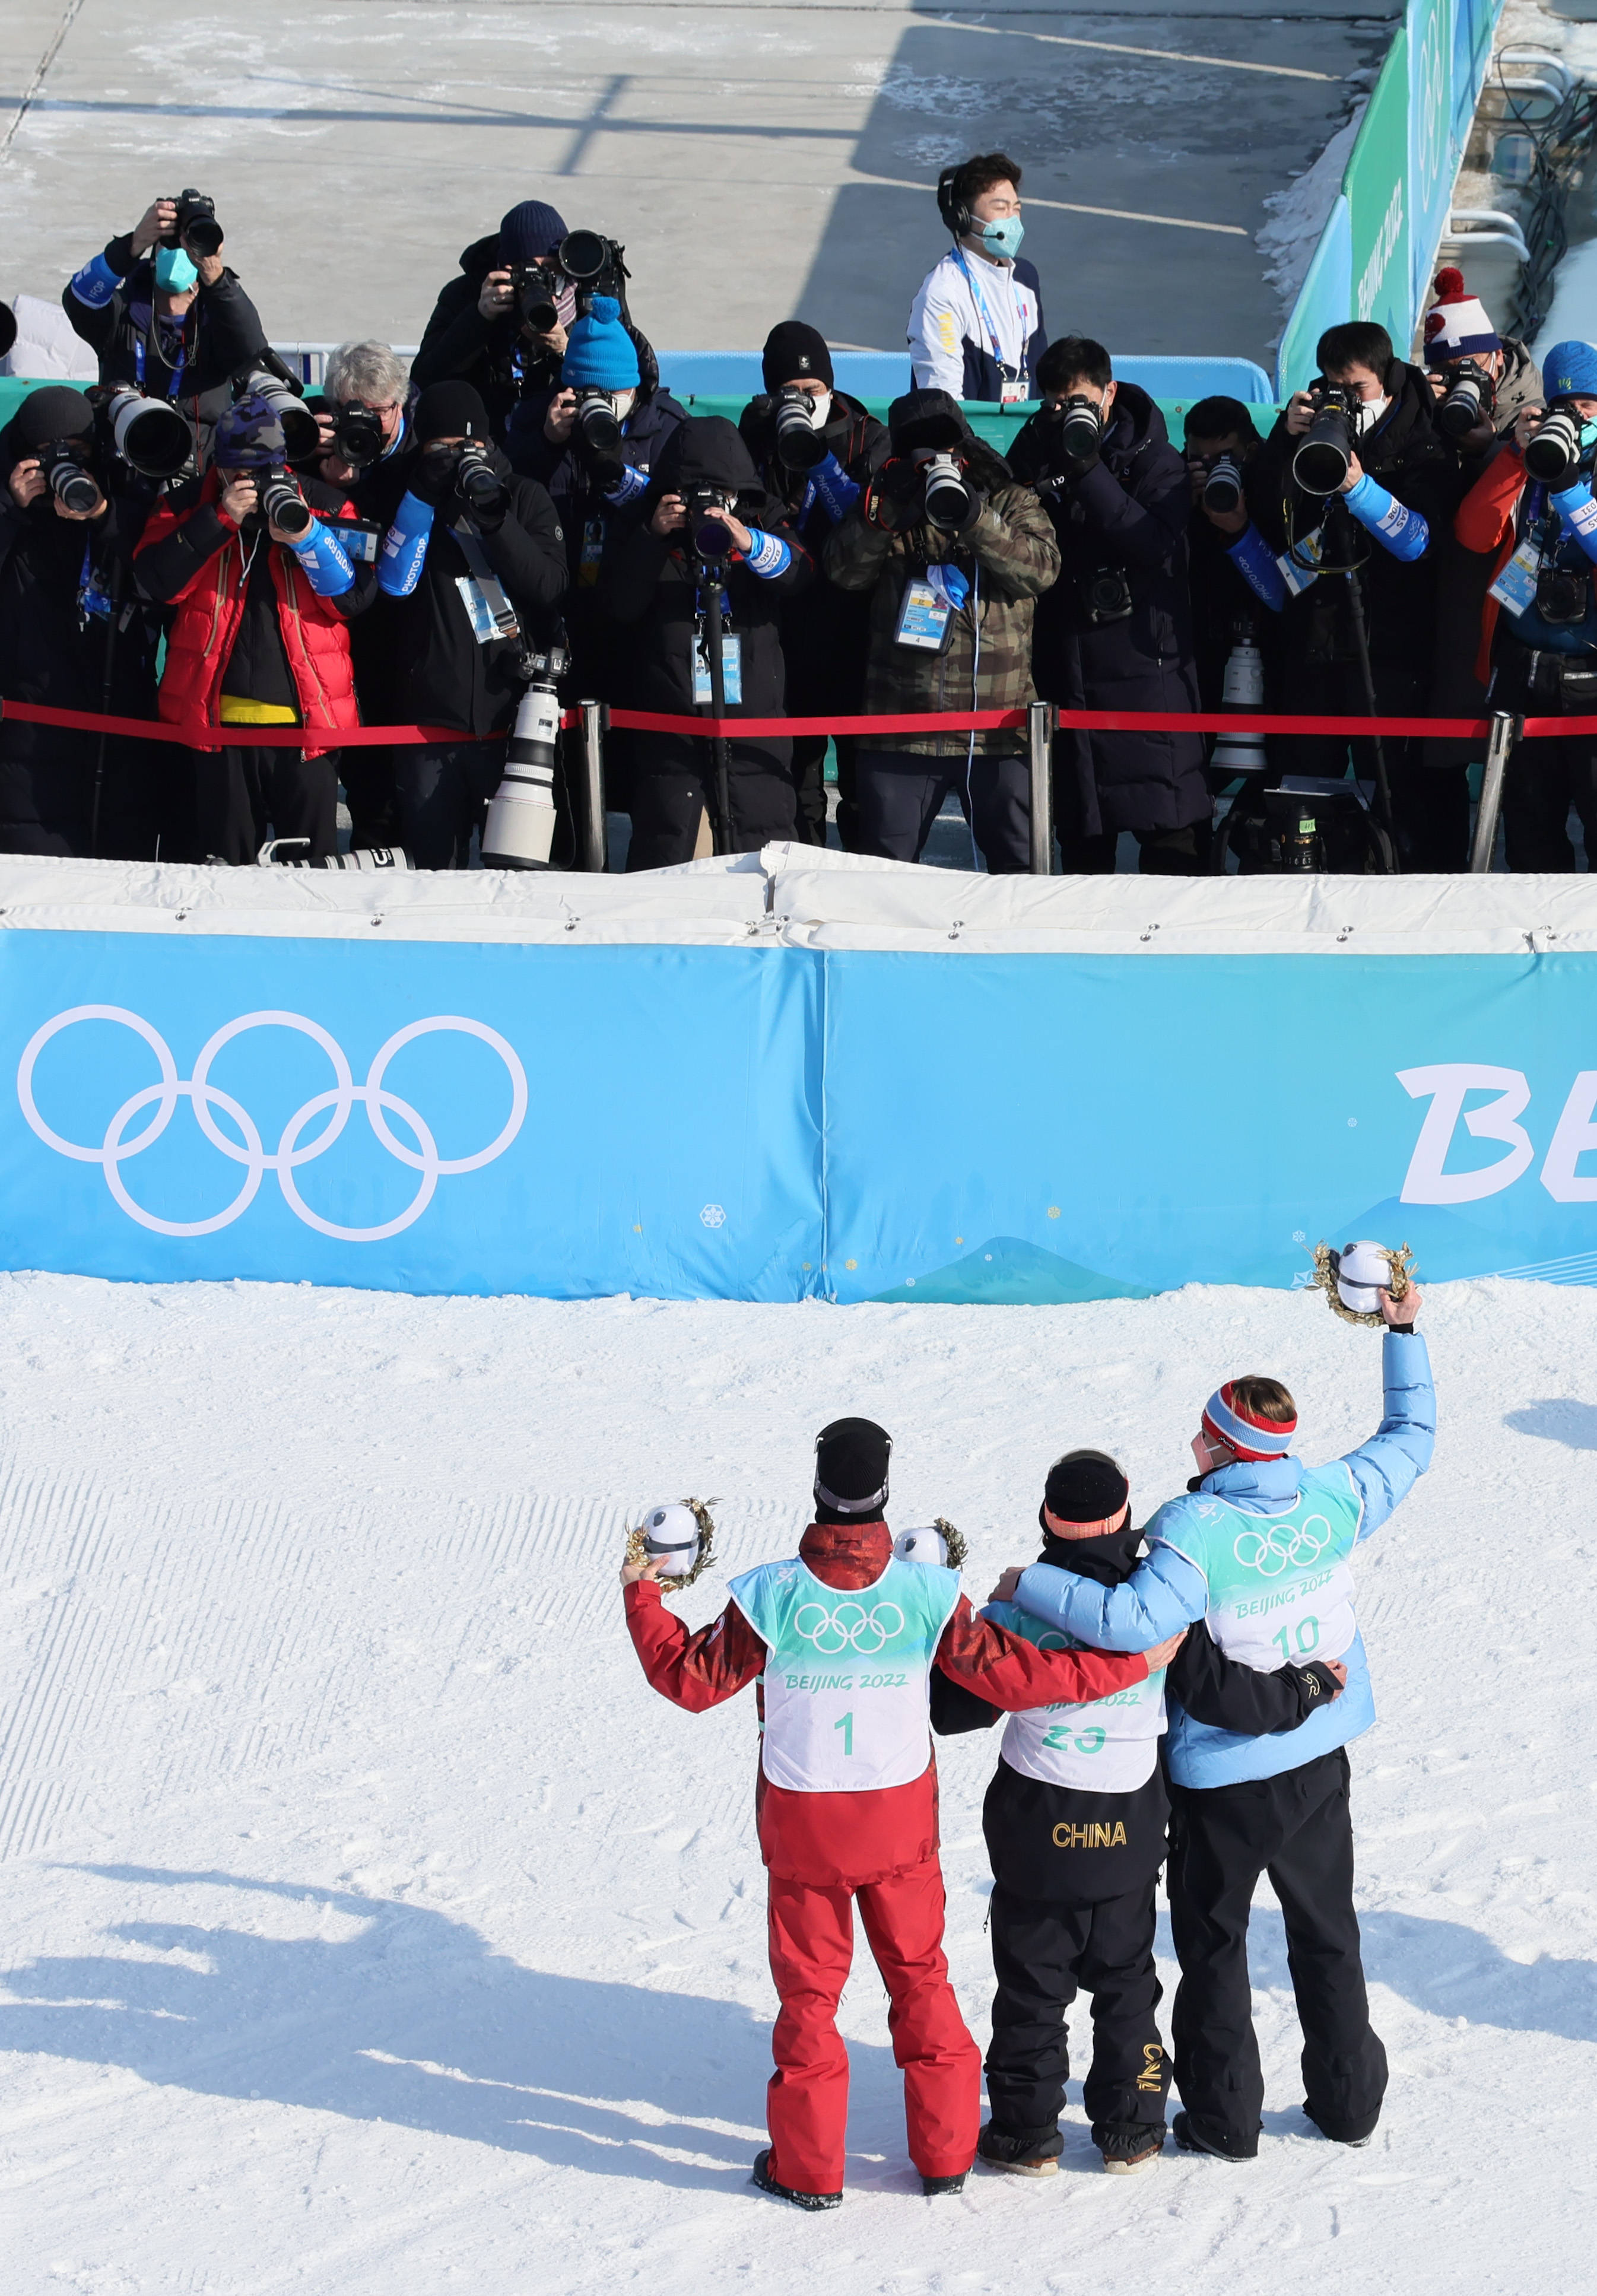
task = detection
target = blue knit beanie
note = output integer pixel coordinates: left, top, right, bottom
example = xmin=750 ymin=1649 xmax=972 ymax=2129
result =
xmin=1542 ymin=340 xmax=1597 ymax=401
xmin=561 ymin=295 xmax=640 ymax=391
xmin=499 ymin=200 xmax=568 ymax=264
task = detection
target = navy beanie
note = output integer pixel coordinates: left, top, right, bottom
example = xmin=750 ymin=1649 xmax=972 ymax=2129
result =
xmin=562 ymin=295 xmax=640 ymax=391
xmin=499 ymin=201 xmax=569 ymax=264
xmin=761 ymin=321 xmax=833 ymax=396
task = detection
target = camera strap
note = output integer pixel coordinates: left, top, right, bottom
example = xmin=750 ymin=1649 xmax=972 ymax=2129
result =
xmin=450 ymin=523 xmax=520 ymax=646
xmin=1491 ymin=484 xmax=1554 ymax=616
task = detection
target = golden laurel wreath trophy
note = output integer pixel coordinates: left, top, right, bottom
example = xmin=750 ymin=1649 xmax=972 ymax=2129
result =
xmin=1309 ymin=1238 xmax=1417 ymax=1328
xmin=892 ymin=1518 xmax=968 ymax=1570
xmin=624 ymin=1499 xmax=717 ymax=1588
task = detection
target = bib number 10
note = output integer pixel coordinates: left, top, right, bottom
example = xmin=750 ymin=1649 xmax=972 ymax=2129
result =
xmin=1271 ymin=1615 xmax=1320 ymax=1663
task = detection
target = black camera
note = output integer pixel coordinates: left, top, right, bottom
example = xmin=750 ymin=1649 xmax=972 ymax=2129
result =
xmin=258 ymin=468 xmax=314 ymax=541
xmin=1535 ymin=561 xmax=1589 ymax=625
xmin=453 ymin=442 xmax=507 ymax=519
xmin=573 ymin=387 xmax=624 ymax=459
xmin=558 ymin=229 xmax=624 ymax=304
xmin=37 ymin=439 xmax=101 ymax=515
xmin=1292 ymin=383 xmax=1356 ymax=496
xmin=1525 ymin=404 xmax=1585 ymax=487
xmin=1437 ymin=358 xmax=1495 ymax=442
xmin=1050 ymin=393 xmax=1106 ymax=463
xmin=685 ymin=485 xmax=736 ymax=562
xmin=169 ymin=188 xmax=223 ymax=260
xmin=1080 ymin=566 xmax=1133 ymax=624
xmin=1201 ymin=453 xmax=1244 ymax=515
xmin=773 ymin=385 xmax=828 ymax=472
xmin=332 ymin=402 xmax=386 ymax=468
xmin=103 ymin=385 xmax=192 ymax=478
xmin=509 ymin=261 xmax=561 ymax=334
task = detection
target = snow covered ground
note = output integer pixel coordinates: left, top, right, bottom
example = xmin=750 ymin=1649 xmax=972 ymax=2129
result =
xmin=2 ymin=1270 xmax=1593 ymax=2294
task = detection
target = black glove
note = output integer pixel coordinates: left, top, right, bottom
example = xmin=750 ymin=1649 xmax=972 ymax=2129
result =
xmin=407 ymin=446 xmax=457 ymax=507
xmin=460 ymin=478 xmax=508 ymax=533
xmin=866 ymin=456 xmax=924 ymax=533
xmin=942 ymin=482 xmax=986 ymax=535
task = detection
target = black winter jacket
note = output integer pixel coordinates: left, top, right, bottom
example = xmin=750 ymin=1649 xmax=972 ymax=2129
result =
xmin=598 ymin=417 xmax=813 ymax=772
xmin=736 ymin=389 xmax=888 ymax=716
xmin=62 ymin=235 xmax=267 ymax=438
xmin=1010 ymin=383 xmax=1208 ymax=837
xmin=1247 ymin=358 xmax=1460 ymax=673
xmin=372 ymin=446 xmax=568 ymax=737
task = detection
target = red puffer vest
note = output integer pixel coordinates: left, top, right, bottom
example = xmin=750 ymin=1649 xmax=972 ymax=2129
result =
xmin=136 ymin=470 xmax=362 ymax=758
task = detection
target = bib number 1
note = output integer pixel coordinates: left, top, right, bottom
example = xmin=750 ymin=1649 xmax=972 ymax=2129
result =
xmin=834 ymin=1711 xmax=853 ymax=1757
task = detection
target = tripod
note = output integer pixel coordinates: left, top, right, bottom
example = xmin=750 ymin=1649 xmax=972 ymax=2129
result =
xmin=697 ymin=560 xmax=735 ymax=855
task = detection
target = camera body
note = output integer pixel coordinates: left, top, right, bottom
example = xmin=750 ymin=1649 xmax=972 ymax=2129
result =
xmin=1079 ymin=566 xmax=1134 ymax=624
xmin=258 ymin=467 xmax=313 ymax=540
xmin=685 ymin=485 xmax=738 ymax=563
xmin=1201 ymin=452 xmax=1244 ymax=515
xmin=508 ymin=261 xmax=561 ymax=334
xmin=167 ymin=188 xmax=223 ymax=260
xmin=773 ymin=385 xmax=828 ymax=472
xmin=103 ymin=385 xmax=192 ymax=479
xmin=453 ymin=441 xmax=507 ymax=519
xmin=920 ymin=449 xmax=977 ymax=533
xmin=573 ymin=388 xmax=624 ymax=460
xmin=1525 ymin=404 xmax=1585 ymax=487
xmin=1292 ymin=382 xmax=1357 ymax=496
xmin=332 ymin=402 xmax=386 ymax=469
xmin=37 ymin=438 xmax=101 ymax=515
xmin=1535 ymin=561 xmax=1589 ymax=625
xmin=1050 ymin=393 xmax=1106 ymax=465
xmin=1437 ymin=358 xmax=1495 ymax=442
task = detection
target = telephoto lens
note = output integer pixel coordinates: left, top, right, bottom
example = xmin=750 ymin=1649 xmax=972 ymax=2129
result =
xmin=1525 ymin=405 xmax=1583 ymax=485
xmin=0 ymin=300 xmax=15 ymax=361
xmin=239 ymin=367 xmax=319 ymax=461
xmin=1201 ymin=453 xmax=1244 ymax=515
xmin=1437 ymin=362 xmax=1490 ymax=440
xmin=453 ymin=442 xmax=507 ymax=518
xmin=509 ymin=262 xmax=559 ymax=333
xmin=481 ymin=656 xmax=568 ymax=870
xmin=1291 ymin=386 xmax=1355 ymax=494
xmin=39 ymin=440 xmax=101 ymax=515
xmin=922 ymin=450 xmax=976 ymax=532
xmin=774 ymin=386 xmax=828 ymax=472
xmin=105 ymin=386 xmax=192 ymax=478
xmin=333 ymin=402 xmax=385 ymax=468
xmin=173 ymin=188 xmax=223 ymax=259
xmin=558 ymin=230 xmax=611 ymax=285
xmin=1055 ymin=395 xmax=1104 ymax=462
xmin=573 ymin=388 xmax=623 ymax=458
xmin=259 ymin=469 xmax=314 ymax=540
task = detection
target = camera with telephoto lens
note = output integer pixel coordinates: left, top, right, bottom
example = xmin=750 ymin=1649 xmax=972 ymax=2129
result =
xmin=1292 ymin=383 xmax=1357 ymax=495
xmin=103 ymin=385 xmax=192 ymax=478
xmin=1525 ymin=404 xmax=1585 ymax=487
xmin=481 ymin=645 xmax=571 ymax=872
xmin=258 ymin=467 xmax=313 ymax=541
xmin=236 ymin=364 xmax=320 ymax=462
xmin=331 ymin=401 xmax=386 ymax=469
xmin=1437 ymin=358 xmax=1494 ymax=441
xmin=1201 ymin=452 xmax=1244 ymax=515
xmin=37 ymin=438 xmax=101 ymax=515
xmin=921 ymin=450 xmax=977 ymax=532
xmin=452 ymin=441 xmax=507 ymax=520
xmin=773 ymin=385 xmax=828 ymax=473
xmin=1080 ymin=566 xmax=1134 ymax=624
xmin=508 ymin=261 xmax=561 ymax=334
xmin=557 ymin=229 xmax=626 ymax=309
xmin=685 ymin=485 xmax=737 ymax=563
xmin=573 ymin=387 xmax=623 ymax=460
xmin=1050 ymin=393 xmax=1105 ymax=465
xmin=167 ymin=188 xmax=223 ymax=260
xmin=0 ymin=301 xmax=16 ymax=362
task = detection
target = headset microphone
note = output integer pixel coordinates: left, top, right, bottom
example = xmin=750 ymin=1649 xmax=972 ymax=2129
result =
xmin=936 ymin=167 xmax=974 ymax=242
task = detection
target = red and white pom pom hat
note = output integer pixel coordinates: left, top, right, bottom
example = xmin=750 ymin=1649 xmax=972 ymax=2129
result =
xmin=1423 ymin=266 xmax=1501 ymax=369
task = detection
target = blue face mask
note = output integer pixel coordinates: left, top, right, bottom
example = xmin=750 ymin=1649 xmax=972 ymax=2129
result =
xmin=154 ymin=245 xmax=198 ymax=293
xmin=1581 ymin=418 xmax=1597 ymax=450
xmin=977 ymin=215 xmax=1024 ymax=262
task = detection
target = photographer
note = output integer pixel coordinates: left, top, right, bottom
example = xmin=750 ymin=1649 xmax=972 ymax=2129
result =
xmin=1246 ymin=322 xmax=1456 ymax=863
xmin=135 ymin=393 xmax=375 ymax=865
xmin=64 ymin=191 xmax=266 ymax=435
xmin=599 ymin=416 xmax=810 ymax=867
xmin=1453 ymin=339 xmax=1597 ymax=870
xmin=823 ymin=389 xmax=1059 ymax=871
xmin=1010 ymin=339 xmax=1207 ymax=873
xmin=1182 ymin=399 xmax=1275 ymax=703
xmin=374 ymin=381 xmax=567 ymax=868
xmin=0 ymin=386 xmax=160 ymax=856
xmin=909 ymin=154 xmax=1046 ymax=405
xmin=314 ymin=341 xmax=420 ymax=848
xmin=1422 ymin=270 xmax=1543 ymax=866
xmin=738 ymin=322 xmax=887 ymax=846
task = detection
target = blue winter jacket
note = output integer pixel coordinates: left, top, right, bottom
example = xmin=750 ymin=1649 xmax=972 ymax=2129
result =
xmin=1004 ymin=1330 xmax=1435 ymax=1787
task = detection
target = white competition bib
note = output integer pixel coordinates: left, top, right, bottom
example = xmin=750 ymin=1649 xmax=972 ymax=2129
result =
xmin=989 ymin=1599 xmax=1166 ymax=1792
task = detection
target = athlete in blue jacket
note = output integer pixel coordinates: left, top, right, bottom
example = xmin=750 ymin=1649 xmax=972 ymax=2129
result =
xmin=991 ymin=1281 xmax=1431 ymax=2160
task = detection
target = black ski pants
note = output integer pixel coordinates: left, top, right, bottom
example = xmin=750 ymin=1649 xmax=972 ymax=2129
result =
xmin=396 ymin=739 xmax=507 ymax=871
xmin=196 ymin=744 xmax=338 ymax=867
xmin=624 ymin=736 xmax=799 ymax=871
xmin=853 ymin=747 xmax=1031 ymax=873
xmin=1168 ymin=1749 xmax=1386 ymax=2158
xmin=985 ymin=1881 xmax=1170 ymax=2142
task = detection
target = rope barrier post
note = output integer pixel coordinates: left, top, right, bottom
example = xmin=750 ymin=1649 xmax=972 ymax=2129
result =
xmin=1027 ymin=698 xmax=1054 ymax=875
xmin=1469 ymin=710 xmax=1520 ymax=873
xmin=575 ymin=700 xmax=608 ymax=873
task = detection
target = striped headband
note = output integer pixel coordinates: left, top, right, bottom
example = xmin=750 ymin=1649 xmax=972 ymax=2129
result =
xmin=1202 ymin=1382 xmax=1297 ymax=1462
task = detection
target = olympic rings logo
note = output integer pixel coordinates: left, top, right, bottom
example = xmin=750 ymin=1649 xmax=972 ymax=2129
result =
xmin=1232 ymin=1515 xmax=1334 ymax=1578
xmin=17 ymin=1006 xmax=527 ymax=1243
xmin=792 ymin=1600 xmax=906 ymax=1656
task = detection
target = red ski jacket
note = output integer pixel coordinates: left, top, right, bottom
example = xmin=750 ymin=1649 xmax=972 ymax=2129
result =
xmin=625 ymin=1520 xmax=1149 ymax=1889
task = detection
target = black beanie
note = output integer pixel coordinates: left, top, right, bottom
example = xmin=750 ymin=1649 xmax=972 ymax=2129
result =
xmin=16 ymin=385 xmax=94 ymax=447
xmin=1043 ymin=1449 xmax=1129 ymax=1527
xmin=762 ymin=321 xmax=834 ymax=396
xmin=415 ymin=381 xmax=491 ymax=444
xmin=814 ymin=1417 xmax=892 ymax=1517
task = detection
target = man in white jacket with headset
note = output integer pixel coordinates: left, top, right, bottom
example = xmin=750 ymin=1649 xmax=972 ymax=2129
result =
xmin=907 ymin=153 xmax=1047 ymax=405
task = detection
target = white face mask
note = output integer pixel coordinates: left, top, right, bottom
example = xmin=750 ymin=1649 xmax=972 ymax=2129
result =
xmin=611 ymin=388 xmax=637 ymax=421
xmin=1352 ymin=393 xmax=1390 ymax=434
xmin=808 ymin=390 xmax=831 ymax=430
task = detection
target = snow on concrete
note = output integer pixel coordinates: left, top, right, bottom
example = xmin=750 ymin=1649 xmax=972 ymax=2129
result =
xmin=2 ymin=1269 xmax=1593 ymax=2291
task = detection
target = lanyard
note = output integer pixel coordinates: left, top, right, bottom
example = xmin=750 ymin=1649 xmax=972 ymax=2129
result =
xmin=134 ymin=328 xmax=186 ymax=399
xmin=954 ymin=247 xmax=1025 ymax=378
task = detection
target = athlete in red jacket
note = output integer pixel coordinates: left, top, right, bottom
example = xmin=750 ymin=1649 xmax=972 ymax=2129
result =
xmin=623 ymin=1418 xmax=1182 ymax=2210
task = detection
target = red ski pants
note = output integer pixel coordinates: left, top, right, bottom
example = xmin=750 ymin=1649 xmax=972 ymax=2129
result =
xmin=765 ymin=1858 xmax=981 ymax=2194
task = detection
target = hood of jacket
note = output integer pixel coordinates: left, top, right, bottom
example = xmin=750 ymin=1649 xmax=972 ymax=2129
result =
xmin=1101 ymin=380 xmax=1167 ymax=467
xmin=1191 ymin=1454 xmax=1305 ymax=1511
xmin=458 ymin=232 xmax=502 ymax=282
xmin=647 ymin=413 xmax=783 ymax=528
xmin=885 ymin=387 xmax=1012 ymax=494
xmin=1357 ymin=358 xmax=1446 ymax=473
xmin=1494 ymin=338 xmax=1543 ymax=430
xmin=1035 ymin=1508 xmax=1145 ymax=1586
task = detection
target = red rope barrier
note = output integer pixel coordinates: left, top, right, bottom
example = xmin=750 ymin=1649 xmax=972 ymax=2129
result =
xmin=0 ymin=701 xmax=577 ymax=750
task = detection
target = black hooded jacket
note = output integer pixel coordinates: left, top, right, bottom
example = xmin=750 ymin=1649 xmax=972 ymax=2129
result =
xmin=62 ymin=234 xmax=267 ymax=436
xmin=932 ymin=1514 xmax=1343 ymax=1903
xmin=1246 ymin=358 xmax=1461 ymax=671
xmin=1009 ymin=382 xmax=1208 ymax=839
xmin=598 ymin=417 xmax=813 ymax=768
